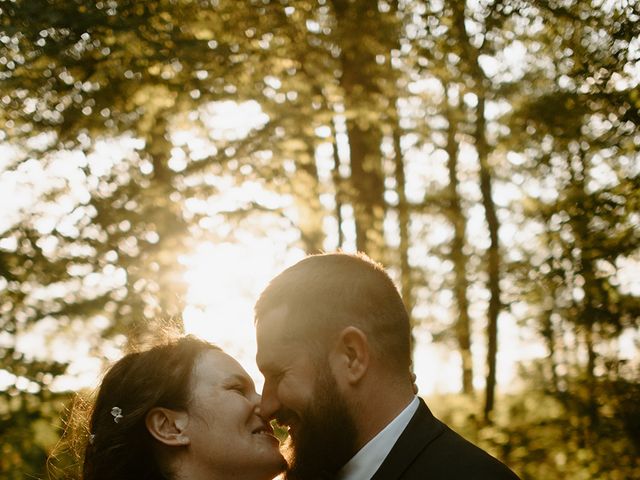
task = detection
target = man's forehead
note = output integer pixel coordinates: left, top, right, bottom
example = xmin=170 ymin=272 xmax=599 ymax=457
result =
xmin=256 ymin=306 xmax=301 ymax=364
xmin=256 ymin=339 xmax=308 ymax=377
xmin=256 ymin=304 xmax=291 ymax=339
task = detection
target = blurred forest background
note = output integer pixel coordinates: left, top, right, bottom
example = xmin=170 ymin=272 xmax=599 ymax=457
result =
xmin=1 ymin=0 xmax=639 ymax=479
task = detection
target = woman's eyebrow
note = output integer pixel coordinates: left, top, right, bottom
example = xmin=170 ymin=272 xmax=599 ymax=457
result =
xmin=224 ymin=373 xmax=254 ymax=387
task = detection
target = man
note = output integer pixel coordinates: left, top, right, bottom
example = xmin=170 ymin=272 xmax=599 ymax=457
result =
xmin=255 ymin=252 xmax=520 ymax=480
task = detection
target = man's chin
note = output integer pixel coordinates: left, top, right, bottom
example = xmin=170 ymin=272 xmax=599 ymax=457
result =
xmin=281 ymin=421 xmax=355 ymax=480
xmin=280 ymin=438 xmax=301 ymax=480
xmin=281 ymin=433 xmax=317 ymax=480
xmin=284 ymin=422 xmax=296 ymax=440
xmin=280 ymin=368 xmax=359 ymax=480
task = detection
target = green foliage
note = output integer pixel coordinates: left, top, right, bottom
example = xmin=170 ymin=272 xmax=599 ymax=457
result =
xmin=0 ymin=391 xmax=71 ymax=480
xmin=0 ymin=347 xmax=71 ymax=479
xmin=0 ymin=0 xmax=638 ymax=478
xmin=429 ymin=379 xmax=640 ymax=480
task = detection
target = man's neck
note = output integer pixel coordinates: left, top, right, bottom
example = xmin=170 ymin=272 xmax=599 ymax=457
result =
xmin=352 ymin=382 xmax=416 ymax=450
xmin=337 ymin=396 xmax=420 ymax=480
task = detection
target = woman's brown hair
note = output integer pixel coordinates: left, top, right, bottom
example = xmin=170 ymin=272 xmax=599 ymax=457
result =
xmin=80 ymin=335 xmax=218 ymax=480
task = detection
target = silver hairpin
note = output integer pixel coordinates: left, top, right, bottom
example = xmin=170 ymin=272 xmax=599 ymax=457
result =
xmin=110 ymin=406 xmax=124 ymax=423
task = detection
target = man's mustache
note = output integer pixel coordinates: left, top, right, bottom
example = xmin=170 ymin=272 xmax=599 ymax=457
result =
xmin=273 ymin=408 xmax=299 ymax=428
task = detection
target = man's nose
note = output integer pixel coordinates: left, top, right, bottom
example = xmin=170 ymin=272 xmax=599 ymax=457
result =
xmin=248 ymin=389 xmax=261 ymax=407
xmin=260 ymin=381 xmax=280 ymax=419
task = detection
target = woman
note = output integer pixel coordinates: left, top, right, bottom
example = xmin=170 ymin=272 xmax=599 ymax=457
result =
xmin=82 ymin=336 xmax=285 ymax=480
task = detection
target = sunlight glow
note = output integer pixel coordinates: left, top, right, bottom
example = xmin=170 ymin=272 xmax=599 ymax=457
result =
xmin=2 ymin=92 xmax=634 ymax=402
xmin=181 ymin=240 xmax=304 ymax=385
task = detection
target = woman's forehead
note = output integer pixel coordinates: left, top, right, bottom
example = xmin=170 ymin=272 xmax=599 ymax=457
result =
xmin=192 ymin=349 xmax=249 ymax=384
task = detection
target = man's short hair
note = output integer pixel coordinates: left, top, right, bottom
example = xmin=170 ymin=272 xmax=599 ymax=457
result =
xmin=255 ymin=252 xmax=411 ymax=372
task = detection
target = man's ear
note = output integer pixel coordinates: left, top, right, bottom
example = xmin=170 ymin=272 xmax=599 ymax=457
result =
xmin=330 ymin=326 xmax=369 ymax=385
xmin=145 ymin=407 xmax=190 ymax=447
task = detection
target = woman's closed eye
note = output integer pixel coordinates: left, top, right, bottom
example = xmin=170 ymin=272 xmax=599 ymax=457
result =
xmin=228 ymin=383 xmax=249 ymax=396
xmin=225 ymin=374 xmax=256 ymax=397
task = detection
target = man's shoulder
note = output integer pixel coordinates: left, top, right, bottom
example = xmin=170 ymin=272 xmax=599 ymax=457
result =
xmin=374 ymin=399 xmax=520 ymax=480
xmin=407 ymin=421 xmax=520 ymax=479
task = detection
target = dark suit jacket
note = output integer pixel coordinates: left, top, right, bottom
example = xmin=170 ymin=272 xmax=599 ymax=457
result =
xmin=370 ymin=399 xmax=520 ymax=479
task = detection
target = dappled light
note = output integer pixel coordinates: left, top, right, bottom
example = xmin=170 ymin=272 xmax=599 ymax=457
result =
xmin=1 ymin=0 xmax=639 ymax=479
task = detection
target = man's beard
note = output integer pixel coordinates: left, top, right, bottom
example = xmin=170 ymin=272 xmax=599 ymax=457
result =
xmin=281 ymin=368 xmax=358 ymax=480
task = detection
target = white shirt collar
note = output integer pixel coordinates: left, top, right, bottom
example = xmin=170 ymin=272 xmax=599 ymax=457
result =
xmin=336 ymin=396 xmax=420 ymax=480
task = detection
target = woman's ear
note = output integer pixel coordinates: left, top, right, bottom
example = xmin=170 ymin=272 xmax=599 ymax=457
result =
xmin=145 ymin=407 xmax=190 ymax=447
xmin=330 ymin=326 xmax=370 ymax=386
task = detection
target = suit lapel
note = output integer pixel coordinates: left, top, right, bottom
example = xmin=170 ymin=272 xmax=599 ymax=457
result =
xmin=370 ymin=398 xmax=444 ymax=480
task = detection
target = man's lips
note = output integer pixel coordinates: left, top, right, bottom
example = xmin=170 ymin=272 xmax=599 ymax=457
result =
xmin=274 ymin=411 xmax=297 ymax=427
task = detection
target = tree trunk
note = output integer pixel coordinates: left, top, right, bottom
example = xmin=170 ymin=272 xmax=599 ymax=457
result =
xmin=388 ymin=0 xmax=413 ymax=326
xmin=330 ymin=0 xmax=388 ymax=262
xmin=570 ymin=152 xmax=600 ymax=429
xmin=445 ymin=95 xmax=474 ymax=396
xmin=450 ymin=0 xmax=502 ymax=415
xmin=392 ymin=111 xmax=418 ymax=361
xmin=331 ymin=118 xmax=345 ymax=249
xmin=342 ymin=90 xmax=385 ymax=261
xmin=476 ymin=95 xmax=501 ymax=421
xmin=392 ymin=126 xmax=412 ymax=316
xmin=293 ymin=145 xmax=326 ymax=254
